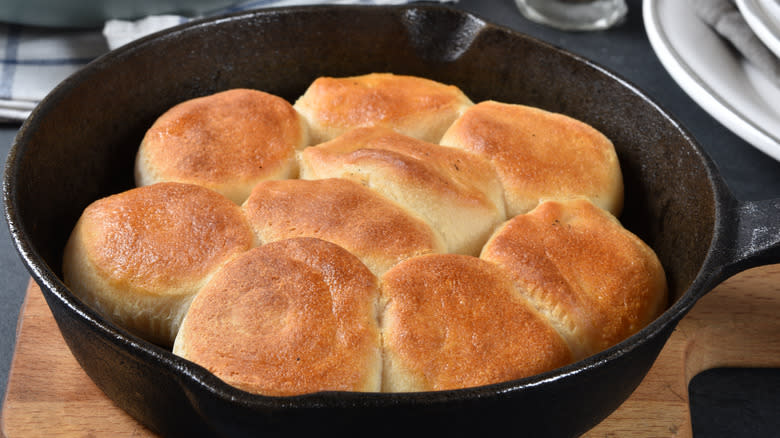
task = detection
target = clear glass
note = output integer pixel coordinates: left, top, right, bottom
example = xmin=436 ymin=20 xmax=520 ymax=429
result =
xmin=515 ymin=0 xmax=628 ymax=31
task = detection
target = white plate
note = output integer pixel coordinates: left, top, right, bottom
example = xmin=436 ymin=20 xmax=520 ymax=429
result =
xmin=737 ymin=0 xmax=780 ymax=59
xmin=643 ymin=0 xmax=780 ymax=162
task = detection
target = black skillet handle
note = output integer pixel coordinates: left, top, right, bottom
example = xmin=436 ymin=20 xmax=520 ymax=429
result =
xmin=715 ymin=197 xmax=780 ymax=282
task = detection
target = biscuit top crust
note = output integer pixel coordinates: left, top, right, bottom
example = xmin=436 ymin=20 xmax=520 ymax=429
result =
xmin=380 ymin=253 xmax=572 ymax=391
xmin=293 ymin=73 xmax=473 ymax=143
xmin=298 ymin=126 xmax=507 ymax=255
xmin=480 ymin=199 xmax=667 ymax=358
xmin=299 ymin=126 xmax=504 ymax=218
xmin=74 ymin=182 xmax=255 ymax=296
xmin=173 ymin=237 xmax=382 ymax=396
xmin=136 ymin=89 xmax=306 ymax=201
xmin=242 ymin=178 xmax=445 ymax=276
xmin=440 ymin=101 xmax=623 ymax=216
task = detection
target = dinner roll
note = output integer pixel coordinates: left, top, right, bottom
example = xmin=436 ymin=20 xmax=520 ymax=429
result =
xmin=62 ymin=182 xmax=256 ymax=347
xmin=135 ymin=88 xmax=308 ymax=204
xmin=440 ymin=101 xmax=623 ymax=217
xmin=293 ymin=73 xmax=473 ymax=144
xmin=380 ymin=253 xmax=572 ymax=392
xmin=480 ymin=199 xmax=667 ymax=359
xmin=298 ymin=126 xmax=506 ymax=255
xmin=173 ymin=237 xmax=382 ymax=396
xmin=242 ymin=178 xmax=445 ymax=277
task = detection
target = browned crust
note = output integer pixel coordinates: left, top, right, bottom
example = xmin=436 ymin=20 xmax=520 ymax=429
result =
xmin=299 ymin=126 xmax=501 ymax=211
xmin=62 ymin=182 xmax=255 ymax=346
xmin=440 ymin=101 xmax=623 ymax=217
xmin=480 ymin=199 xmax=668 ymax=358
xmin=136 ymin=88 xmax=307 ymax=203
xmin=380 ymin=253 xmax=572 ymax=392
xmin=173 ymin=237 xmax=382 ymax=396
xmin=298 ymin=126 xmax=506 ymax=255
xmin=65 ymin=182 xmax=254 ymax=296
xmin=242 ymin=178 xmax=445 ymax=276
xmin=294 ymin=73 xmax=473 ymax=144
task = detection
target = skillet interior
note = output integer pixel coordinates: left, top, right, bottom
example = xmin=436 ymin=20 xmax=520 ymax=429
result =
xmin=4 ymin=5 xmax=724 ymax=436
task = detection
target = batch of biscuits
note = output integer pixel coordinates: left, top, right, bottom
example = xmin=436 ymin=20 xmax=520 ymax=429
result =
xmin=62 ymin=73 xmax=668 ymax=396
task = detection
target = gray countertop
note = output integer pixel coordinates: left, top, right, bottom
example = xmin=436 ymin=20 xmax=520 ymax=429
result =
xmin=1 ymin=0 xmax=779 ymax=436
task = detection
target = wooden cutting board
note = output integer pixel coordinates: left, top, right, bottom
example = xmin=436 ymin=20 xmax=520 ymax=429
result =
xmin=2 ymin=264 xmax=780 ymax=437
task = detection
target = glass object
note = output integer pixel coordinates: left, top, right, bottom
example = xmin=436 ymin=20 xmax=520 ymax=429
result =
xmin=515 ymin=0 xmax=628 ymax=31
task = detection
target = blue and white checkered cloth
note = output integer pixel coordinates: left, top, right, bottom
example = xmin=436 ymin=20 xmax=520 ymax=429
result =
xmin=0 ymin=0 xmax=453 ymax=122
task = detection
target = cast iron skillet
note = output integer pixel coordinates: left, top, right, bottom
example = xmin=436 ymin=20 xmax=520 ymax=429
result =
xmin=4 ymin=5 xmax=780 ymax=437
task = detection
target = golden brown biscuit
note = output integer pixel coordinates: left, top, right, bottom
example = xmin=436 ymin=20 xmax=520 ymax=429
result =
xmin=173 ymin=237 xmax=382 ymax=396
xmin=440 ymin=100 xmax=623 ymax=217
xmin=242 ymin=178 xmax=445 ymax=277
xmin=293 ymin=73 xmax=473 ymax=144
xmin=380 ymin=253 xmax=572 ymax=392
xmin=62 ymin=182 xmax=256 ymax=347
xmin=135 ymin=88 xmax=308 ymax=204
xmin=298 ymin=126 xmax=506 ymax=256
xmin=480 ymin=199 xmax=667 ymax=359
xmin=64 ymin=75 xmax=663 ymax=395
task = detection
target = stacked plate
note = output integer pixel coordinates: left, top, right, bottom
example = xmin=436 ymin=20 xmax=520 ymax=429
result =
xmin=644 ymin=0 xmax=780 ymax=162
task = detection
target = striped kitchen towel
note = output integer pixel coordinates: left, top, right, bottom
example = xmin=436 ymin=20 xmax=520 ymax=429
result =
xmin=0 ymin=0 xmax=454 ymax=122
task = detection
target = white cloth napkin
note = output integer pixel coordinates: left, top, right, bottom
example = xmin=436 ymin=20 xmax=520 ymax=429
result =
xmin=0 ymin=0 xmax=454 ymax=122
xmin=691 ymin=0 xmax=780 ymax=88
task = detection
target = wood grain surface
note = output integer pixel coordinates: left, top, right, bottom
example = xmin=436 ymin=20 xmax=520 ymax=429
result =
xmin=2 ymin=264 xmax=779 ymax=437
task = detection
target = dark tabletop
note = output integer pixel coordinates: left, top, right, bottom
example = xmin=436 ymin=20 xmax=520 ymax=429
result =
xmin=1 ymin=0 xmax=779 ymax=436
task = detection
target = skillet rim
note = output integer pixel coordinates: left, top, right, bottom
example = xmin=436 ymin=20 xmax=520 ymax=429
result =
xmin=2 ymin=2 xmax=734 ymax=409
